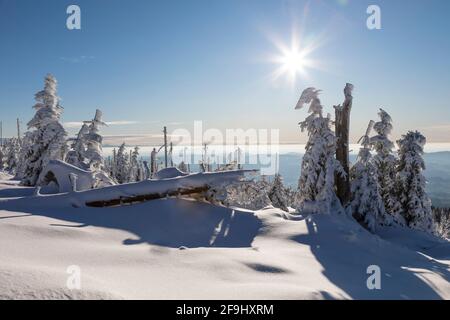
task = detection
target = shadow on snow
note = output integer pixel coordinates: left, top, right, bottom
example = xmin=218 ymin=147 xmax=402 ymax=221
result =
xmin=0 ymin=193 xmax=262 ymax=249
xmin=291 ymin=214 xmax=450 ymax=299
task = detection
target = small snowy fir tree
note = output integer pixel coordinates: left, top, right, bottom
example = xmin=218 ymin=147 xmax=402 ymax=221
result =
xmin=350 ymin=121 xmax=386 ymax=232
xmin=21 ymin=74 xmax=68 ymax=186
xmin=268 ymin=173 xmax=289 ymax=212
xmin=396 ymin=131 xmax=434 ymax=233
xmin=370 ymin=108 xmax=404 ymax=224
xmin=66 ymin=123 xmax=89 ymax=168
xmin=295 ymin=87 xmax=344 ymax=214
xmin=115 ymin=143 xmax=130 ymax=184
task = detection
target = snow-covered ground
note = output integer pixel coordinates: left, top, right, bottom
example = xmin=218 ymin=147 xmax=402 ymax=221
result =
xmin=0 ymin=179 xmax=449 ymax=300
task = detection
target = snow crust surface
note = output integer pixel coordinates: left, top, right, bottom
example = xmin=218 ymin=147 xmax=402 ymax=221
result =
xmin=0 ymin=180 xmax=449 ymax=300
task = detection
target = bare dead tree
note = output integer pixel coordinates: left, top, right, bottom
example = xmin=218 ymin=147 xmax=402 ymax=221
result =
xmin=335 ymin=83 xmax=354 ymax=207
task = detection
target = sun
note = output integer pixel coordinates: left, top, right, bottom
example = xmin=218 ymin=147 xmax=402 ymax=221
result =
xmin=279 ymin=48 xmax=308 ymax=77
xmin=267 ymin=31 xmax=321 ymax=87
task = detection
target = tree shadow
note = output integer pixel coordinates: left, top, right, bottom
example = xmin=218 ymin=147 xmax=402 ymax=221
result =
xmin=291 ymin=215 xmax=450 ymax=299
xmin=0 ymin=214 xmax=31 ymax=220
xmin=0 ymin=197 xmax=262 ymax=249
xmin=0 ymin=186 xmax=35 ymax=198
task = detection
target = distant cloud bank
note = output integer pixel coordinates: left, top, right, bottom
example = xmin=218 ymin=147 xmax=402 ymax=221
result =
xmin=64 ymin=121 xmax=139 ymax=128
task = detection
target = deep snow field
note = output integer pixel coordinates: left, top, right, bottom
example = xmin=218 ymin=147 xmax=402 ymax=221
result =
xmin=0 ymin=176 xmax=449 ymax=300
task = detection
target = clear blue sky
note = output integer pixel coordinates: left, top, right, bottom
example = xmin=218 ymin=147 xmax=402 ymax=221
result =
xmin=1 ymin=0 xmax=449 ymax=144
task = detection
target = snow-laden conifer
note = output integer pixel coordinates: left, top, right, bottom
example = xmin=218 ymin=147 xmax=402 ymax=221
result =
xmin=66 ymin=123 xmax=89 ymax=168
xmin=295 ymin=88 xmax=344 ymax=214
xmin=21 ymin=74 xmax=68 ymax=186
xmin=128 ymin=146 xmax=143 ymax=182
xmin=396 ymin=131 xmax=434 ymax=233
xmin=0 ymin=146 xmax=4 ymax=171
xmin=178 ymin=161 xmax=188 ymax=173
xmin=2 ymin=138 xmax=21 ymax=174
xmin=84 ymin=109 xmax=106 ymax=171
xmin=350 ymin=121 xmax=385 ymax=231
xmin=115 ymin=143 xmax=130 ymax=184
xmin=370 ymin=108 xmax=404 ymax=224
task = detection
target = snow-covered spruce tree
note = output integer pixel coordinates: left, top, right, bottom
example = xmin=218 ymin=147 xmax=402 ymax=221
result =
xmin=21 ymin=74 xmax=68 ymax=186
xmin=0 ymin=146 xmax=4 ymax=170
xmin=285 ymin=186 xmax=298 ymax=209
xmin=433 ymin=207 xmax=450 ymax=239
xmin=141 ymin=160 xmax=151 ymax=180
xmin=2 ymin=138 xmax=21 ymax=174
xmin=128 ymin=146 xmax=141 ymax=182
xmin=115 ymin=143 xmax=130 ymax=184
xmin=268 ymin=173 xmax=289 ymax=212
xmin=15 ymin=132 xmax=35 ymax=180
xmin=396 ymin=131 xmax=434 ymax=233
xmin=255 ymin=176 xmax=272 ymax=209
xmin=369 ymin=108 xmax=404 ymax=224
xmin=82 ymin=109 xmax=116 ymax=188
xmin=178 ymin=161 xmax=188 ymax=173
xmin=295 ymin=88 xmax=344 ymax=214
xmin=139 ymin=159 xmax=147 ymax=181
xmin=84 ymin=109 xmax=106 ymax=171
xmin=66 ymin=123 xmax=89 ymax=168
xmin=110 ymin=148 xmax=117 ymax=179
xmin=350 ymin=121 xmax=386 ymax=232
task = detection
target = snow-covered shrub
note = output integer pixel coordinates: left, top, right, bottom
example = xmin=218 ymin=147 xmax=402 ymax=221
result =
xmin=20 ymin=74 xmax=68 ymax=186
xmin=225 ymin=177 xmax=272 ymax=210
xmin=396 ymin=131 xmax=434 ymax=233
xmin=295 ymin=88 xmax=344 ymax=214
xmin=370 ymin=109 xmax=404 ymax=224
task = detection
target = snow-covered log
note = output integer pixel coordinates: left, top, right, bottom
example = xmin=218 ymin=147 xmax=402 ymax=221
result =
xmin=39 ymin=160 xmax=96 ymax=192
xmin=76 ymin=169 xmax=257 ymax=207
